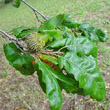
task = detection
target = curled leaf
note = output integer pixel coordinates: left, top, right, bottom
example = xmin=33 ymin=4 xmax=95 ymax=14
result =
xmin=3 ymin=43 xmax=35 ymax=75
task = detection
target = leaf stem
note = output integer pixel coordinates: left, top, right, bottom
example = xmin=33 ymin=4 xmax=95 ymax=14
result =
xmin=41 ymin=50 xmax=63 ymax=55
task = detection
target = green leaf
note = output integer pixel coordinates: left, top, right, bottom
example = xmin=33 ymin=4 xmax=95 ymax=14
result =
xmin=11 ymin=26 xmax=37 ymax=38
xmin=95 ymin=29 xmax=108 ymax=42
xmin=3 ymin=42 xmax=21 ymax=62
xmin=41 ymin=29 xmax=63 ymax=41
xmin=49 ymin=39 xmax=66 ymax=49
xmin=12 ymin=55 xmax=35 ymax=75
xmin=58 ymin=25 xmax=72 ymax=33
xmin=37 ymin=68 xmax=46 ymax=93
xmin=79 ymin=23 xmax=93 ymax=29
xmin=78 ymin=23 xmax=99 ymax=42
xmin=62 ymin=14 xmax=80 ymax=28
xmin=44 ymin=63 xmax=81 ymax=93
xmin=39 ymin=33 xmax=49 ymax=43
xmin=65 ymin=36 xmax=97 ymax=57
xmin=49 ymin=35 xmax=97 ymax=57
xmin=78 ymin=23 xmax=107 ymax=42
xmin=3 ymin=43 xmax=35 ymax=75
xmin=39 ymin=55 xmax=82 ymax=93
xmin=38 ymin=60 xmax=62 ymax=110
xmin=63 ymin=31 xmax=73 ymax=38
xmin=12 ymin=0 xmax=21 ymax=8
xmin=11 ymin=26 xmax=29 ymax=36
xmin=58 ymin=51 xmax=106 ymax=101
xmin=38 ymin=14 xmax=65 ymax=31
xmin=37 ymin=58 xmax=82 ymax=95
xmin=40 ymin=55 xmax=58 ymax=65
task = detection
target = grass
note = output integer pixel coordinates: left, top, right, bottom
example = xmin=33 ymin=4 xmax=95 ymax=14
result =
xmin=0 ymin=0 xmax=110 ymax=31
xmin=0 ymin=0 xmax=110 ymax=110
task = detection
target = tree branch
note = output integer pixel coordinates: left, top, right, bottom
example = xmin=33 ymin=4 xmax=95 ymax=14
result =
xmin=0 ymin=30 xmax=28 ymax=54
xmin=0 ymin=1 xmax=51 ymax=54
xmin=0 ymin=30 xmax=16 ymax=41
xmin=0 ymin=30 xmax=64 ymax=56
xmin=33 ymin=11 xmax=42 ymax=23
xmin=21 ymin=0 xmax=48 ymax=21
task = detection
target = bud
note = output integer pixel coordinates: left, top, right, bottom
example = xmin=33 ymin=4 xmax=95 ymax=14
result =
xmin=25 ymin=32 xmax=45 ymax=52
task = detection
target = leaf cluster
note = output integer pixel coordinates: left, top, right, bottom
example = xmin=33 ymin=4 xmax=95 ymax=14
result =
xmin=3 ymin=11 xmax=108 ymax=110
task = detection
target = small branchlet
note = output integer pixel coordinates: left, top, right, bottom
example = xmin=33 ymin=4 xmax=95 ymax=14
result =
xmin=0 ymin=30 xmax=28 ymax=54
xmin=0 ymin=0 xmax=50 ymax=54
xmin=21 ymin=0 xmax=49 ymax=21
xmin=0 ymin=1 xmax=62 ymax=56
xmin=0 ymin=30 xmax=64 ymax=56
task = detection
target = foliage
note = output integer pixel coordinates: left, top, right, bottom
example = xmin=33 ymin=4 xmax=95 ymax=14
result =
xmin=4 ymin=43 xmax=36 ymax=75
xmin=1 ymin=1 xmax=108 ymax=110
xmin=12 ymin=0 xmax=21 ymax=8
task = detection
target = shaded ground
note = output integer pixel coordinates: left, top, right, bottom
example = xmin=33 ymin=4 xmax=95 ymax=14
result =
xmin=0 ymin=0 xmax=110 ymax=110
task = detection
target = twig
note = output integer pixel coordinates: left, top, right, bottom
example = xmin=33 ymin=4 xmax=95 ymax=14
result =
xmin=17 ymin=34 xmax=29 ymax=41
xmin=0 ymin=30 xmax=16 ymax=41
xmin=33 ymin=11 xmax=42 ymax=23
xmin=0 ymin=29 xmax=28 ymax=54
xmin=12 ymin=41 xmax=27 ymax=54
xmin=0 ymin=29 xmax=65 ymax=56
xmin=21 ymin=0 xmax=48 ymax=21
xmin=0 ymin=1 xmax=51 ymax=54
xmin=41 ymin=50 xmax=63 ymax=55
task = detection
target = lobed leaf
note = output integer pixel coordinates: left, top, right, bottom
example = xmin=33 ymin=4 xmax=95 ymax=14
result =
xmin=65 ymin=36 xmax=98 ymax=57
xmin=38 ymin=55 xmax=82 ymax=93
xmin=78 ymin=23 xmax=107 ymax=42
xmin=49 ymin=39 xmax=66 ymax=49
xmin=38 ymin=14 xmax=65 ymax=31
xmin=58 ymin=51 xmax=106 ymax=101
xmin=41 ymin=29 xmax=63 ymax=41
xmin=58 ymin=25 xmax=72 ymax=33
xmin=11 ymin=26 xmax=37 ymax=38
xmin=62 ymin=14 xmax=80 ymax=28
xmin=43 ymin=63 xmax=81 ymax=93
